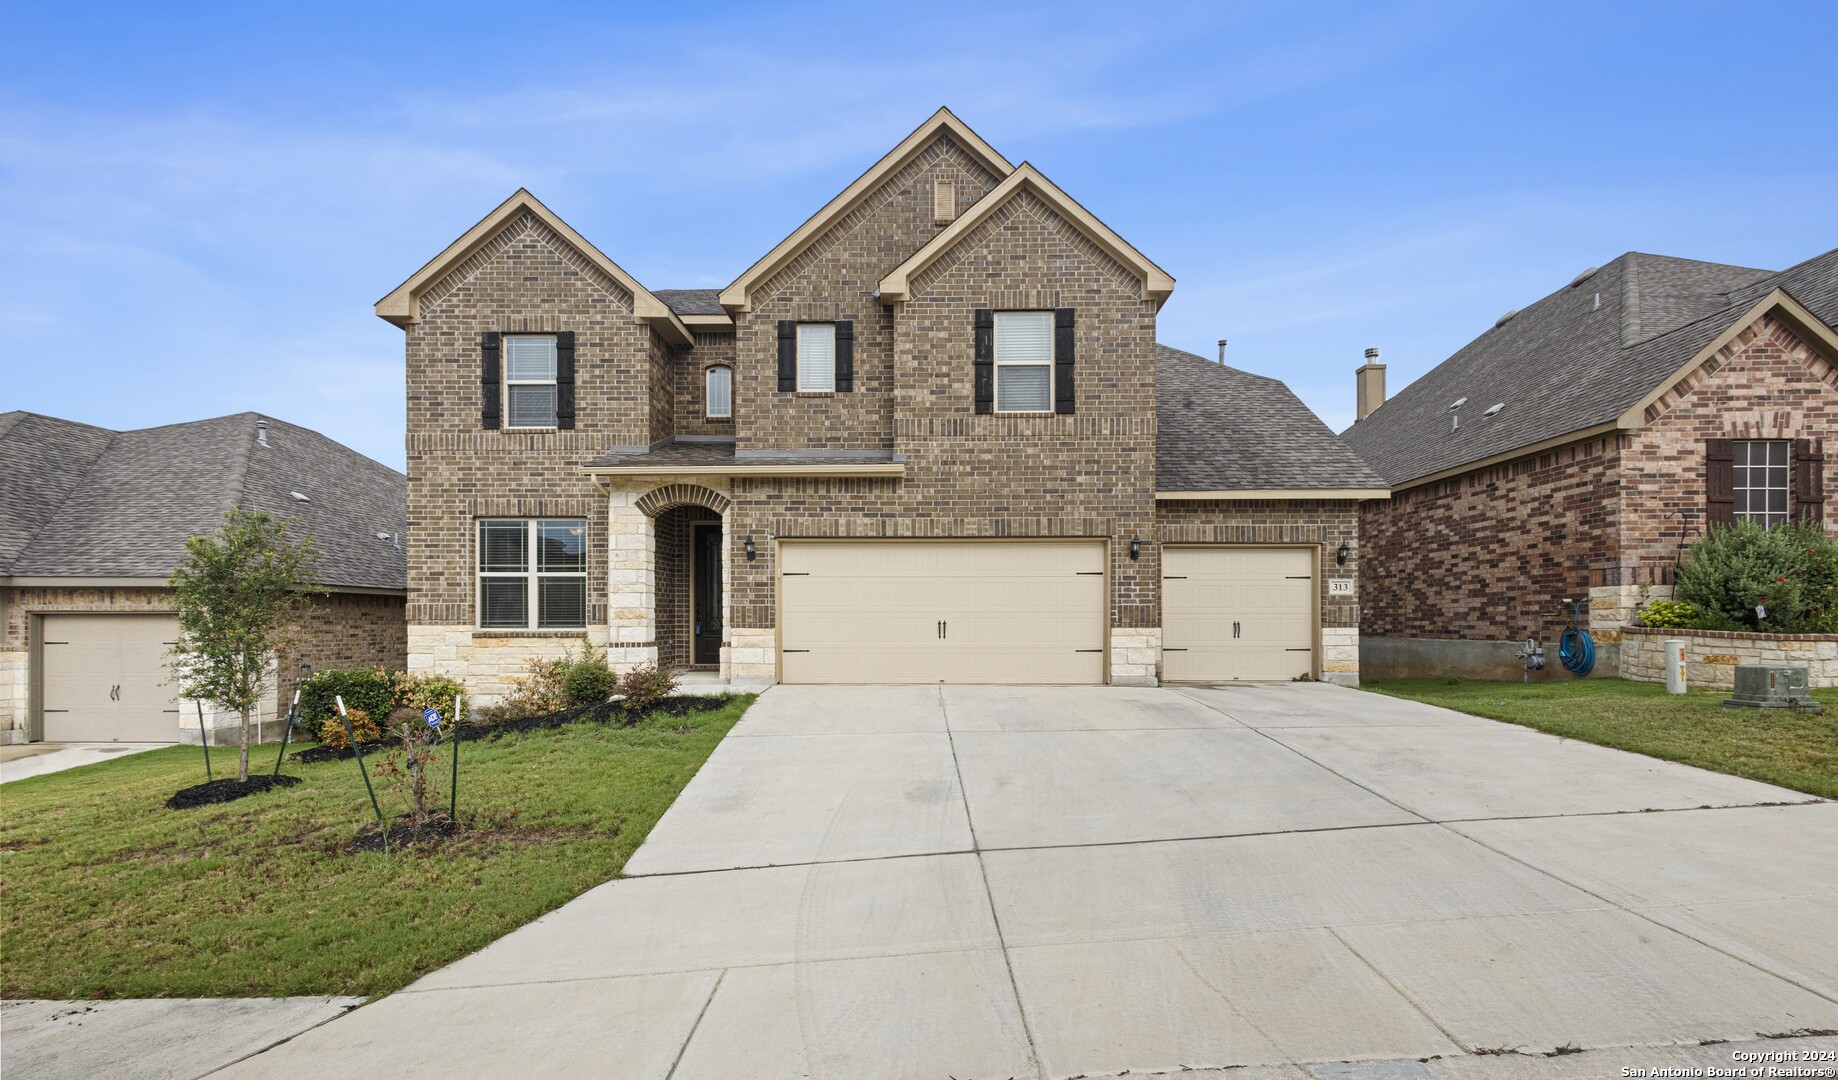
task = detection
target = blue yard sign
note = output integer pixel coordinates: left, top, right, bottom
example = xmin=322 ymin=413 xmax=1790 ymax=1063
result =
xmin=423 ymin=707 xmax=442 ymax=729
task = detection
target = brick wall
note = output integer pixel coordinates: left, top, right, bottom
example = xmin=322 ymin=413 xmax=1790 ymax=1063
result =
xmin=725 ymin=181 xmax=1160 ymax=632
xmin=674 ymin=333 xmax=737 ymax=439
xmin=1620 ymin=312 xmax=1838 ymax=574
xmin=731 ymin=134 xmax=1004 ymax=454
xmin=1359 ymin=435 xmax=1623 ymax=644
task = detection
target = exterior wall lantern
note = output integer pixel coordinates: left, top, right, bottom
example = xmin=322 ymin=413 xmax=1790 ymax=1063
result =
xmin=1129 ymin=536 xmax=1141 ymax=561
xmin=1336 ymin=541 xmax=1350 ymax=566
xmin=744 ymin=535 xmax=756 ymax=562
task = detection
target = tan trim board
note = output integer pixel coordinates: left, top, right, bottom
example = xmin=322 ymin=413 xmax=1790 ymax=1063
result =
xmin=680 ymin=313 xmax=736 ymax=331
xmin=375 ymin=188 xmax=693 ymax=346
xmin=879 ymin=162 xmax=1175 ymax=308
xmin=1388 ymin=421 xmax=1624 ymax=493
xmin=583 ymin=463 xmax=907 ymax=478
xmin=719 ymin=108 xmax=1015 ymax=312
xmin=1616 ymin=289 xmax=1838 ymax=428
xmin=1155 ymin=488 xmax=1390 ymax=501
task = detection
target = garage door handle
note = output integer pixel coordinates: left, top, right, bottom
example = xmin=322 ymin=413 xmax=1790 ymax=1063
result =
xmin=1233 ymin=621 xmax=1241 ymax=639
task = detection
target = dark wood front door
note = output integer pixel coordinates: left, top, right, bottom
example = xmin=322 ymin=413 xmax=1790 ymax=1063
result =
xmin=691 ymin=523 xmax=723 ymax=666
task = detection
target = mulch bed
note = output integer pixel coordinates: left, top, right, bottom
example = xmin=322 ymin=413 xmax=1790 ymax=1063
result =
xmin=290 ymin=694 xmax=736 ymax=764
xmin=166 ymin=774 xmax=302 ymax=810
xmin=344 ymin=813 xmax=462 ymax=853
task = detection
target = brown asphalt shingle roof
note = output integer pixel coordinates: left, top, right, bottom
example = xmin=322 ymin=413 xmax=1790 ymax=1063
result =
xmin=0 ymin=411 xmax=407 ymax=590
xmin=1342 ymin=247 xmax=1838 ymax=486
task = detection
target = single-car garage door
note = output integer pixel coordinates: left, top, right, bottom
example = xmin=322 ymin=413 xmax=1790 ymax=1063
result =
xmin=779 ymin=540 xmax=1107 ymax=684
xmin=40 ymin=614 xmax=182 ymax=742
xmin=1162 ymin=546 xmax=1316 ymax=682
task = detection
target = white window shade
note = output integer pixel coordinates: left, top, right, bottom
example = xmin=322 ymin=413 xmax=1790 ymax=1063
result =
xmin=505 ymin=336 xmax=557 ymax=380
xmin=797 ymin=325 xmax=836 ymax=391
xmin=994 ymin=313 xmax=1053 ymax=361
xmin=706 ymin=366 xmax=732 ymax=417
xmin=997 ymin=366 xmax=1052 ymax=412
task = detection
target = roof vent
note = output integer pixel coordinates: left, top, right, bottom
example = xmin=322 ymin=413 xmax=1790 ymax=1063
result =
xmin=1493 ymin=309 xmax=1519 ymax=328
xmin=375 ymin=531 xmax=392 ymax=540
xmin=290 ymin=491 xmax=310 ymax=503
xmin=1569 ymin=266 xmax=1599 ymax=288
xmin=1448 ymin=397 xmax=1468 ymax=412
xmin=1482 ymin=402 xmax=1506 ymax=418
xmin=255 ymin=419 xmax=269 ymax=448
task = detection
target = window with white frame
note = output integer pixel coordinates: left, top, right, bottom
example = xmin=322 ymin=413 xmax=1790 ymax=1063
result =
xmin=796 ymin=324 xmax=835 ymax=392
xmin=478 ymin=519 xmax=587 ymax=629
xmin=1734 ymin=440 xmax=1790 ymax=527
xmin=706 ymin=365 xmax=732 ymax=419
xmin=994 ymin=312 xmax=1053 ymax=412
xmin=504 ymin=335 xmax=559 ymax=428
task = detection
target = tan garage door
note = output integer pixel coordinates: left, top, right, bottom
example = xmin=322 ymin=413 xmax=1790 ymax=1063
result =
xmin=1162 ymin=546 xmax=1316 ymax=682
xmin=779 ymin=540 xmax=1107 ymax=684
xmin=40 ymin=614 xmax=182 ymax=742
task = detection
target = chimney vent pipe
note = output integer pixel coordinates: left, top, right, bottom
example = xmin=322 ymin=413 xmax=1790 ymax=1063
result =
xmin=1355 ymin=349 xmax=1387 ymax=422
xmin=1216 ymin=339 xmax=1227 ymax=364
xmin=255 ymin=420 xmax=269 ymax=448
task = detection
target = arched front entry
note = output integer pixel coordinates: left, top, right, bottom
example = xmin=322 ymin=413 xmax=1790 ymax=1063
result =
xmin=610 ymin=483 xmax=731 ymax=676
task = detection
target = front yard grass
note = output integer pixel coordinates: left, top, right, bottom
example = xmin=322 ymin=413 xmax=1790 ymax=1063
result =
xmin=0 ymin=696 xmax=752 ymax=1000
xmin=1363 ymin=677 xmax=1838 ymax=799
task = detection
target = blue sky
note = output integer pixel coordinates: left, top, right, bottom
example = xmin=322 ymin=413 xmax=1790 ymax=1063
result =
xmin=5 ymin=0 xmax=1835 ymax=469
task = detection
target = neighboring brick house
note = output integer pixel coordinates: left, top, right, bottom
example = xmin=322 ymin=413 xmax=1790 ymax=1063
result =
xmin=380 ymin=109 xmax=1387 ymax=699
xmin=0 ymin=411 xmax=407 ymax=743
xmin=1343 ymin=248 xmax=1837 ymax=680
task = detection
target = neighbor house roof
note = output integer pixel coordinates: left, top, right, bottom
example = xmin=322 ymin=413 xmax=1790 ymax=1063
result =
xmin=0 ymin=412 xmax=407 ymax=591
xmin=1342 ymin=248 xmax=1838 ymax=488
xmin=1155 ymin=346 xmax=1389 ymax=498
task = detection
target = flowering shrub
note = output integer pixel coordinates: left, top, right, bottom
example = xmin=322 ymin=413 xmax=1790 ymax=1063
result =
xmin=319 ymin=706 xmax=382 ymax=749
xmin=1675 ymin=521 xmax=1837 ymax=633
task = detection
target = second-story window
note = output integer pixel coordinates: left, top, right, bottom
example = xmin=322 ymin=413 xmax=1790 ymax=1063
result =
xmin=505 ymin=335 xmax=558 ymax=428
xmin=706 ymin=365 xmax=732 ymax=419
xmin=1734 ymin=440 xmax=1790 ymax=527
xmin=797 ymin=324 xmax=836 ymax=392
xmin=994 ymin=312 xmax=1053 ymax=412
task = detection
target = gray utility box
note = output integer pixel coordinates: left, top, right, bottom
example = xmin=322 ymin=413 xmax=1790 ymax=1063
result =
xmin=1723 ymin=665 xmax=1824 ymax=713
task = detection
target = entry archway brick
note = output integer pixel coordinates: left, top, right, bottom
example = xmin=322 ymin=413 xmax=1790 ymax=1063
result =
xmin=635 ymin=484 xmax=731 ymax=519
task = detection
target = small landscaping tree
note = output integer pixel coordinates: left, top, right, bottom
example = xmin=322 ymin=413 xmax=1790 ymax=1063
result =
xmin=168 ymin=509 xmax=319 ymax=782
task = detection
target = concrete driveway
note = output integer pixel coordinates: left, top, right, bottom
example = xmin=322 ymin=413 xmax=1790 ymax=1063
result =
xmin=220 ymin=683 xmax=1838 ymax=1079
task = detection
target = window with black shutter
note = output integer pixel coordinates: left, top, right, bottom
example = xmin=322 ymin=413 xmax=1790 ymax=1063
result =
xmin=1705 ymin=439 xmax=1734 ymax=526
xmin=1794 ymin=438 xmax=1826 ymax=524
xmin=555 ymin=331 xmax=576 ymax=430
xmin=480 ymin=332 xmax=502 ymax=429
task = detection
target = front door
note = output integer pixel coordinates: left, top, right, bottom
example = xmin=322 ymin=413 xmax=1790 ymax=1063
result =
xmin=691 ymin=523 xmax=723 ymax=666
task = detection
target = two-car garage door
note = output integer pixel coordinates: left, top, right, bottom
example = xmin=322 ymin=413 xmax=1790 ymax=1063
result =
xmin=779 ymin=541 xmax=1107 ymax=684
xmin=39 ymin=614 xmax=182 ymax=742
xmin=775 ymin=540 xmax=1319 ymax=684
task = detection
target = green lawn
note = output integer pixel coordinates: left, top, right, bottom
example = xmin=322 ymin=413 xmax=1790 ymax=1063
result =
xmin=1363 ymin=677 xmax=1838 ymax=799
xmin=0 ymin=696 xmax=752 ymax=1000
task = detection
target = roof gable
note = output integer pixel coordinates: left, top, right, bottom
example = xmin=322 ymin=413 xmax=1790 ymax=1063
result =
xmin=878 ymin=163 xmax=1174 ymax=307
xmin=718 ymin=108 xmax=1015 ymax=312
xmin=376 ymin=189 xmax=691 ymax=345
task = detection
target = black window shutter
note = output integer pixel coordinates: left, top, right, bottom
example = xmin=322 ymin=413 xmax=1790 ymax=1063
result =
xmin=1054 ymin=308 xmax=1076 ymax=415
xmin=973 ymin=309 xmax=994 ymax=414
xmin=1705 ymin=438 xmax=1734 ymax=526
xmin=777 ymin=321 xmax=796 ymax=393
xmin=1794 ymin=437 xmax=1825 ymax=524
xmin=835 ymin=321 xmax=855 ymax=392
xmin=555 ymin=331 xmax=576 ymax=430
xmin=480 ymin=332 xmax=502 ymax=430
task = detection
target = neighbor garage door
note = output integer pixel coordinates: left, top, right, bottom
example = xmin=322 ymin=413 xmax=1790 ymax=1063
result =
xmin=1162 ymin=546 xmax=1316 ymax=682
xmin=40 ymin=614 xmax=182 ymax=742
xmin=778 ymin=540 xmax=1107 ymax=683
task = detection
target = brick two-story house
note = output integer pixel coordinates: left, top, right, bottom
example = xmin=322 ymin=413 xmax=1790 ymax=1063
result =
xmin=379 ymin=109 xmax=1386 ymax=698
xmin=1344 ymin=247 xmax=1837 ymax=680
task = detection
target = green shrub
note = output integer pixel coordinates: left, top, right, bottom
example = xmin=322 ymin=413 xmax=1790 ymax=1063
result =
xmin=558 ymin=645 xmax=617 ymax=708
xmin=1675 ymin=520 xmax=1838 ymax=633
xmin=616 ymin=665 xmax=678 ymax=715
xmin=393 ymin=672 xmax=465 ymax=714
xmin=297 ymin=668 xmax=396 ymax=729
xmin=1637 ymin=599 xmax=1700 ymax=628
